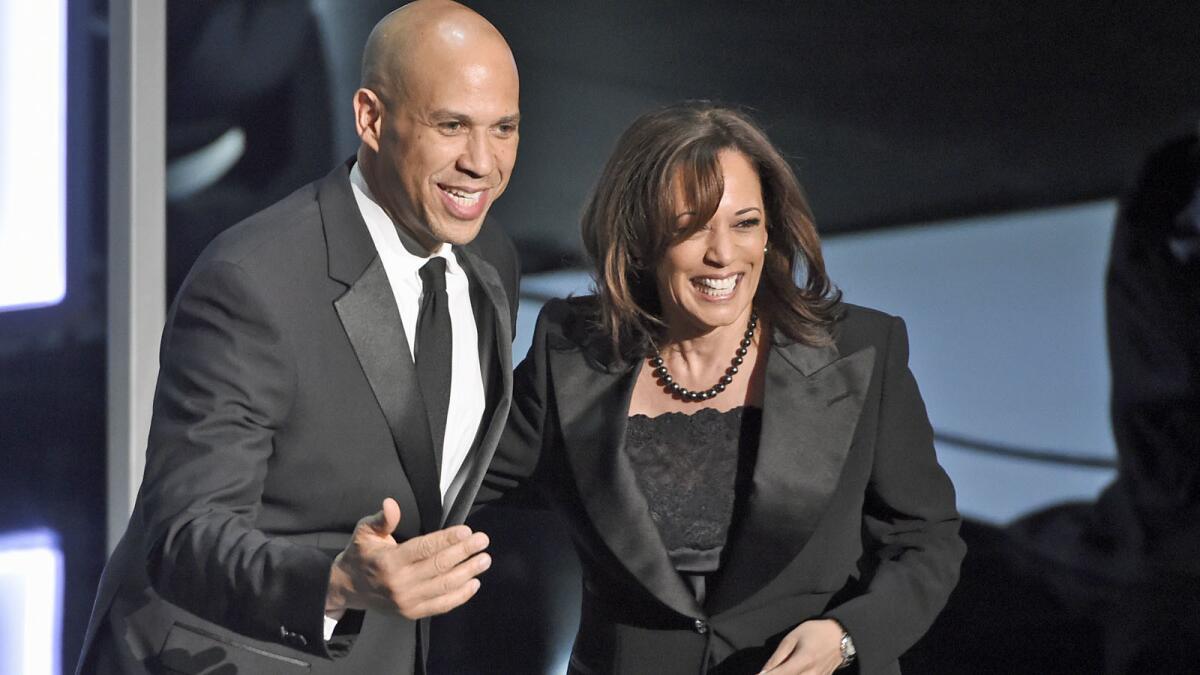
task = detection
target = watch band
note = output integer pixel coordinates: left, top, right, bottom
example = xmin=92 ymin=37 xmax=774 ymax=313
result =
xmin=838 ymin=631 xmax=857 ymax=669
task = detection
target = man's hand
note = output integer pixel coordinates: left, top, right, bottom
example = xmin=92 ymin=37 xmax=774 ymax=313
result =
xmin=325 ymin=498 xmax=491 ymax=620
xmin=758 ymin=619 xmax=846 ymax=675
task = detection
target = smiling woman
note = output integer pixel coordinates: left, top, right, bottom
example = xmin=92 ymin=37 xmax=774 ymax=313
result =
xmin=581 ymin=104 xmax=839 ymax=365
xmin=655 ymin=151 xmax=768 ymax=340
xmin=479 ymin=102 xmax=966 ymax=674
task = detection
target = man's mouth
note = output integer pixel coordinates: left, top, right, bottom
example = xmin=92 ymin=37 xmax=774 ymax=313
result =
xmin=437 ymin=184 xmax=488 ymax=219
xmin=692 ymin=273 xmax=741 ymax=298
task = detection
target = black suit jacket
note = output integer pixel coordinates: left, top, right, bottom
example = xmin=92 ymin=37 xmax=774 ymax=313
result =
xmin=77 ymin=162 xmax=519 ymax=674
xmin=481 ymin=298 xmax=964 ymax=675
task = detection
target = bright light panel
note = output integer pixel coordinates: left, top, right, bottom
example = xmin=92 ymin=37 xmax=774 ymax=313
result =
xmin=0 ymin=0 xmax=68 ymax=312
xmin=0 ymin=529 xmax=63 ymax=675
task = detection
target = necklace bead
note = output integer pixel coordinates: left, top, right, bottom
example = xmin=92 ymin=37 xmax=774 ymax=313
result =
xmin=651 ymin=311 xmax=758 ymax=402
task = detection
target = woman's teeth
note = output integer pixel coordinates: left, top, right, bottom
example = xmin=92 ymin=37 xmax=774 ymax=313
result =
xmin=694 ymin=275 xmax=738 ymax=297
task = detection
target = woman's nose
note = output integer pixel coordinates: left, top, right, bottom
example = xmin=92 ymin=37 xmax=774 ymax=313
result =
xmin=703 ymin=228 xmax=734 ymax=267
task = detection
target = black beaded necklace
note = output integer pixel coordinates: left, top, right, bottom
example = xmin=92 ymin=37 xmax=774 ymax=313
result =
xmin=650 ymin=311 xmax=758 ymax=402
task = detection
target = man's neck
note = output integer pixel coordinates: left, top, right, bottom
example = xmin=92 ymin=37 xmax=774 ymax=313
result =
xmin=351 ymin=157 xmax=446 ymax=258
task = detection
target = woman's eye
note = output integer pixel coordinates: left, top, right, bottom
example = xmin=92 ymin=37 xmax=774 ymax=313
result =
xmin=736 ymin=217 xmax=762 ymax=229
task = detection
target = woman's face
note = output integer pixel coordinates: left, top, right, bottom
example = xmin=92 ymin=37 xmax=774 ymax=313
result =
xmin=656 ymin=150 xmax=768 ymax=339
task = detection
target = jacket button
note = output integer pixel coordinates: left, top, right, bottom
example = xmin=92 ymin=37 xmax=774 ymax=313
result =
xmin=279 ymin=626 xmax=308 ymax=647
xmin=693 ymin=619 xmax=708 ymax=635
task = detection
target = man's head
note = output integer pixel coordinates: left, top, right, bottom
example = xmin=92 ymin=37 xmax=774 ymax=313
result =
xmin=354 ymin=0 xmax=519 ymax=253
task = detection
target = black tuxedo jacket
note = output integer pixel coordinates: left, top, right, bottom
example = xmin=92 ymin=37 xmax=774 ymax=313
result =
xmin=77 ymin=162 xmax=519 ymax=674
xmin=481 ymin=298 xmax=964 ymax=675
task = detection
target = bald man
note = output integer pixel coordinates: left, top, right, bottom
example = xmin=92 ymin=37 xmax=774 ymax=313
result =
xmin=77 ymin=2 xmax=521 ymax=672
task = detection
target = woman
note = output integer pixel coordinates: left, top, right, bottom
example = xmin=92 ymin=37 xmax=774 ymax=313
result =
xmin=480 ymin=103 xmax=964 ymax=674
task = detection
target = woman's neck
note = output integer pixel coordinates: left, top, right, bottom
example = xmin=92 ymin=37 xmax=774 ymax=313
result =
xmin=627 ymin=312 xmax=767 ymax=417
xmin=658 ymin=311 xmax=758 ymax=382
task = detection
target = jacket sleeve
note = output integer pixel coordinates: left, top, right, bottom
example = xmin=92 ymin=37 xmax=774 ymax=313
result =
xmin=824 ymin=316 xmax=966 ymax=674
xmin=474 ymin=299 xmax=559 ymax=506
xmin=138 ymin=259 xmax=340 ymax=657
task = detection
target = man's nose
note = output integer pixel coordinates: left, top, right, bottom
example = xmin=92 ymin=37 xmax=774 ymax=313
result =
xmin=456 ymin=130 xmax=496 ymax=179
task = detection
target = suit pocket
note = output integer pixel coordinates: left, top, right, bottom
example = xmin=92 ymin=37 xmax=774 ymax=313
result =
xmin=158 ymin=622 xmax=310 ymax=674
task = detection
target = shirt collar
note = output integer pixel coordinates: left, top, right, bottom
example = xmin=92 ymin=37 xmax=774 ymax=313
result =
xmin=349 ymin=162 xmax=464 ymax=277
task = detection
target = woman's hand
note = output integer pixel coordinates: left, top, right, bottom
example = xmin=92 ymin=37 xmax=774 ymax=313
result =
xmin=758 ymin=619 xmax=846 ymax=674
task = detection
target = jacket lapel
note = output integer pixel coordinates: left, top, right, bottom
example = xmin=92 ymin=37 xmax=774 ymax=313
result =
xmin=320 ymin=162 xmax=443 ymax=533
xmin=707 ymin=334 xmax=876 ymax=614
xmin=549 ymin=342 xmax=705 ymax=620
xmin=442 ymin=247 xmax=514 ymax=526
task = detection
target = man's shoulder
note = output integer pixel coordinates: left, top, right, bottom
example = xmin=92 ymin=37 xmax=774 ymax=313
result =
xmin=198 ymin=180 xmax=325 ymax=270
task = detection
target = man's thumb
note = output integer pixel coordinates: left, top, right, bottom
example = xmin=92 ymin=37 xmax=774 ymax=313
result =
xmin=360 ymin=497 xmax=401 ymax=538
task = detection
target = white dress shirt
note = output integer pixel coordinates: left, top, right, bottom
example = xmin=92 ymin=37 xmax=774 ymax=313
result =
xmin=349 ymin=163 xmax=486 ymax=506
xmin=325 ymin=164 xmax=487 ymax=640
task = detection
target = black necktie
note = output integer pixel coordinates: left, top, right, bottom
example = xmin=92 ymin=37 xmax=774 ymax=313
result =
xmin=417 ymin=257 xmax=452 ymax=473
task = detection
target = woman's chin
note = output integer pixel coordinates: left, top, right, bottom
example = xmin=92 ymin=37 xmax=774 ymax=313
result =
xmin=673 ymin=304 xmax=751 ymax=337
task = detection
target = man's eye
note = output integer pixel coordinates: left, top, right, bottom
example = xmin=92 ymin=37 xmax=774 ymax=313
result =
xmin=440 ymin=121 xmax=465 ymax=133
xmin=495 ymin=123 xmax=518 ymax=136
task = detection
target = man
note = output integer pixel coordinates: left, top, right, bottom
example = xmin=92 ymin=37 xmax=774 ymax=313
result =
xmin=77 ymin=1 xmax=521 ymax=672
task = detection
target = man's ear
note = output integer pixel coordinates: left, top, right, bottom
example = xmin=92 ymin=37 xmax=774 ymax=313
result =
xmin=354 ymin=88 xmax=384 ymax=151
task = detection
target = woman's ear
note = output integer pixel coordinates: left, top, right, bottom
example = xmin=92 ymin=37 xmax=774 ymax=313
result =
xmin=353 ymin=88 xmax=384 ymax=151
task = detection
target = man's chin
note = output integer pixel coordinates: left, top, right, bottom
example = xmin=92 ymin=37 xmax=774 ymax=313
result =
xmin=431 ymin=222 xmax=486 ymax=248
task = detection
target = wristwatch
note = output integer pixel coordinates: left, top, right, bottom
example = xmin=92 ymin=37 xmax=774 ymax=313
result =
xmin=838 ymin=631 xmax=857 ymax=669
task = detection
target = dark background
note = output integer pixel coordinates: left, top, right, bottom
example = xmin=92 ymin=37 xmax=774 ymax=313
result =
xmin=1 ymin=1 xmax=1198 ymax=672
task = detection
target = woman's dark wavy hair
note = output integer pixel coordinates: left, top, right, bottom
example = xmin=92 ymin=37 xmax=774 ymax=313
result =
xmin=580 ymin=101 xmax=842 ymax=360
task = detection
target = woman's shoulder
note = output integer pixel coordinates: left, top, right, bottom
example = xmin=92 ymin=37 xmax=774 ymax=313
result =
xmin=534 ymin=295 xmax=602 ymax=345
xmin=828 ymin=301 xmax=905 ymax=353
xmin=533 ymin=295 xmax=633 ymax=370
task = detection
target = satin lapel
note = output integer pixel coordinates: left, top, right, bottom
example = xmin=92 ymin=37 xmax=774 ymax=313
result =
xmin=550 ymin=344 xmax=705 ymax=620
xmin=442 ymin=248 xmax=514 ymax=526
xmin=333 ymin=257 xmax=443 ymax=533
xmin=707 ymin=335 xmax=876 ymax=614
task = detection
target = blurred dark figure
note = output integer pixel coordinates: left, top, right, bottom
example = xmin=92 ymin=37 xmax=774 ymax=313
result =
xmin=1007 ymin=131 xmax=1200 ymax=673
xmin=166 ymin=1 xmax=334 ymax=298
xmin=905 ymin=132 xmax=1200 ymax=675
xmin=1099 ymin=132 xmax=1200 ymax=577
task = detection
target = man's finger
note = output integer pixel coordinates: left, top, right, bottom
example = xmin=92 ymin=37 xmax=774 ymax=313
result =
xmin=358 ymin=497 xmax=402 ymax=539
xmin=398 ymin=523 xmax=477 ymax=563
xmin=405 ymin=550 xmax=492 ymax=605
xmin=408 ymin=577 xmax=483 ymax=618
xmin=428 ymin=531 xmax=490 ymax=574
xmin=402 ymin=531 xmax=488 ymax=582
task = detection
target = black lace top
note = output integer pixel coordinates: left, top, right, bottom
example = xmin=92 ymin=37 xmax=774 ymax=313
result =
xmin=624 ymin=406 xmax=762 ymax=598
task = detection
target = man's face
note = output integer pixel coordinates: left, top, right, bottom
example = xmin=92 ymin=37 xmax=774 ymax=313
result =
xmin=373 ymin=49 xmax=519 ymax=252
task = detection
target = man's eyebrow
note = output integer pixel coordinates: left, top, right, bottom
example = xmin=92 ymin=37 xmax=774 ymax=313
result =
xmin=429 ymin=109 xmax=471 ymax=121
xmin=427 ymin=110 xmax=521 ymax=126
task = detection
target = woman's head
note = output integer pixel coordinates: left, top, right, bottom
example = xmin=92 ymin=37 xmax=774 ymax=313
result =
xmin=581 ymin=101 xmax=840 ymax=357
